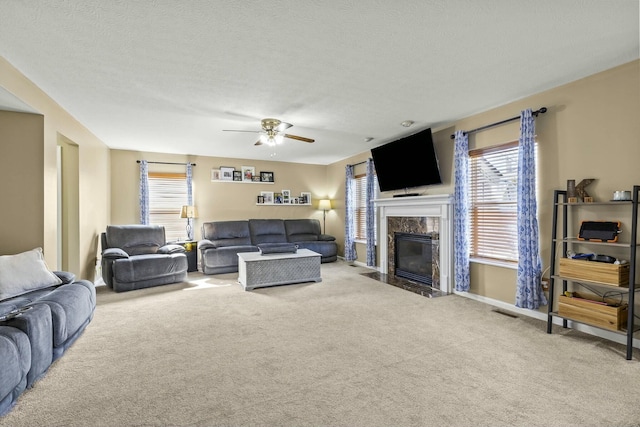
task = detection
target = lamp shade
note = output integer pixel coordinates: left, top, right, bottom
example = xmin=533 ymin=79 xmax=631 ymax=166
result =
xmin=318 ymin=199 xmax=332 ymax=211
xmin=180 ymin=205 xmax=198 ymax=219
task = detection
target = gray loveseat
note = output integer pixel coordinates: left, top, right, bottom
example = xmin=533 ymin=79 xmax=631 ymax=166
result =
xmin=0 ymin=248 xmax=96 ymax=416
xmin=198 ymin=218 xmax=338 ymax=275
xmin=101 ymin=225 xmax=188 ymax=293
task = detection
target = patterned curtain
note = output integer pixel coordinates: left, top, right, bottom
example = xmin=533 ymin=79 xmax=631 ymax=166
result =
xmin=186 ymin=162 xmax=194 ymax=240
xmin=139 ymin=160 xmax=149 ymax=225
xmin=186 ymin=162 xmax=193 ymax=205
xmin=365 ymin=158 xmax=376 ymax=266
xmin=453 ymin=131 xmax=470 ymax=292
xmin=515 ymin=109 xmax=547 ymax=309
xmin=344 ymin=164 xmax=357 ymax=262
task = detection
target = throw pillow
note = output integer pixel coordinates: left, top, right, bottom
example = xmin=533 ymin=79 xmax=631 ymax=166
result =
xmin=0 ymin=247 xmax=63 ymax=301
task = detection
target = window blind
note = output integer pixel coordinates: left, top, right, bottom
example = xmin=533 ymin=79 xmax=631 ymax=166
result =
xmin=469 ymin=141 xmax=520 ymax=262
xmin=354 ymin=173 xmax=377 ymax=240
xmin=148 ymin=172 xmax=188 ymax=242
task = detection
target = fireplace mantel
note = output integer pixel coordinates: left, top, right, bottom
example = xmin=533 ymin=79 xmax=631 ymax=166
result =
xmin=374 ymin=194 xmax=453 ymax=293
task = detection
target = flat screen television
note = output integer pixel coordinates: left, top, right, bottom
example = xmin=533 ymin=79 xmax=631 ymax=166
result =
xmin=370 ymin=127 xmax=442 ymax=193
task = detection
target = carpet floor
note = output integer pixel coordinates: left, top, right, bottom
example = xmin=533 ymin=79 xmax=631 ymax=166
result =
xmin=2 ymin=260 xmax=640 ymax=426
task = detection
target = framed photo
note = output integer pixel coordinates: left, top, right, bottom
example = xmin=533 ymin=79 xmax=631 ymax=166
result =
xmin=251 ymin=175 xmax=261 ymax=182
xmin=260 ymin=171 xmax=274 ymax=182
xmin=233 ymin=170 xmax=242 ymax=181
xmin=282 ymin=190 xmax=291 ymax=203
xmin=274 ymin=192 xmax=283 ymax=204
xmin=242 ymin=166 xmax=255 ymax=182
xmin=260 ymin=191 xmax=274 ymax=204
xmin=257 ymin=195 xmax=265 ymax=204
xmin=300 ymin=192 xmax=311 ymax=205
xmin=220 ymin=166 xmax=234 ymax=181
xmin=211 ymin=169 xmax=221 ymax=181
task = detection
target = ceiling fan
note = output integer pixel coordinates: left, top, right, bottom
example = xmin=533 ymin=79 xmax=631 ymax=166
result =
xmin=223 ymin=118 xmax=315 ymax=146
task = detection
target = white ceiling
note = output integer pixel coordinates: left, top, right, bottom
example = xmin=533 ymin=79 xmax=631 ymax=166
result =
xmin=0 ymin=1 xmax=638 ymax=165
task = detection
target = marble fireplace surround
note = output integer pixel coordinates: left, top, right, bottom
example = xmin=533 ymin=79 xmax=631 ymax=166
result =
xmin=374 ymin=194 xmax=453 ymax=293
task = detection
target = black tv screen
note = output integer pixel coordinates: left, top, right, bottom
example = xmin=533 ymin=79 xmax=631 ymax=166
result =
xmin=370 ymin=128 xmax=442 ymax=193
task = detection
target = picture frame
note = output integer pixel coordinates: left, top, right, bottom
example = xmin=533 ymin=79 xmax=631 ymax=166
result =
xmin=260 ymin=191 xmax=274 ymax=204
xmin=300 ymin=192 xmax=311 ymax=205
xmin=233 ymin=170 xmax=242 ymax=181
xmin=251 ymin=175 xmax=261 ymax=182
xmin=282 ymin=189 xmax=291 ymax=204
xmin=220 ymin=166 xmax=234 ymax=181
xmin=242 ymin=166 xmax=255 ymax=182
xmin=260 ymin=171 xmax=274 ymax=183
xmin=274 ymin=192 xmax=283 ymax=204
xmin=211 ymin=169 xmax=221 ymax=181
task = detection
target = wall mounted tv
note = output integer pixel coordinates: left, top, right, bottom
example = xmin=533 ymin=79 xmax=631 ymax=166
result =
xmin=370 ymin=127 xmax=442 ymax=194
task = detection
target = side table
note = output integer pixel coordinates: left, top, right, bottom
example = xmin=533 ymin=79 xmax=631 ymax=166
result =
xmin=175 ymin=241 xmax=198 ymax=272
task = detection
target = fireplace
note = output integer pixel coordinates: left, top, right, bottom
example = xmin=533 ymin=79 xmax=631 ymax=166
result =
xmin=394 ymin=232 xmax=433 ymax=285
xmin=374 ymin=194 xmax=453 ymax=293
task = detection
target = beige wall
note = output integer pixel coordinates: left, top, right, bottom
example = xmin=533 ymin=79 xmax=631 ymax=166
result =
xmin=450 ymin=60 xmax=640 ymax=306
xmin=110 ymin=150 xmax=330 ymax=239
xmin=0 ymin=56 xmax=110 ymax=279
xmin=0 ymin=111 xmax=44 ymax=253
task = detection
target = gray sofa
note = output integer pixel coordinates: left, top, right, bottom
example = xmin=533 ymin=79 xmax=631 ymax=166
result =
xmin=0 ymin=248 xmax=96 ymax=416
xmin=101 ymin=225 xmax=189 ymax=293
xmin=198 ymin=219 xmax=338 ymax=274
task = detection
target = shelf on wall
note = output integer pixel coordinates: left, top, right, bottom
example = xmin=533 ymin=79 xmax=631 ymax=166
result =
xmin=211 ymin=179 xmax=274 ymax=184
xmin=256 ymin=203 xmax=312 ymax=206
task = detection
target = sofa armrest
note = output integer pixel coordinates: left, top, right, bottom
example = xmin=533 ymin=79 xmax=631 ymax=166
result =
xmin=52 ymin=271 xmax=76 ymax=285
xmin=318 ymin=234 xmax=336 ymax=241
xmin=102 ymin=248 xmax=129 ymax=259
xmin=158 ymin=244 xmax=186 ymax=254
xmin=198 ymin=239 xmax=216 ymax=250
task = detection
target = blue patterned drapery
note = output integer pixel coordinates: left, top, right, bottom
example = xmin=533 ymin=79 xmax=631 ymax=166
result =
xmin=186 ymin=162 xmax=194 ymax=240
xmin=344 ymin=164 xmax=357 ymax=262
xmin=366 ymin=158 xmax=376 ymax=266
xmin=139 ymin=160 xmax=149 ymax=225
xmin=515 ymin=109 xmax=547 ymax=309
xmin=186 ymin=162 xmax=193 ymax=205
xmin=453 ymin=131 xmax=470 ymax=292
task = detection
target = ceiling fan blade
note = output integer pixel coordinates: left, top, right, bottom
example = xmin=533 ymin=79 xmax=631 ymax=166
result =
xmin=284 ymin=134 xmax=314 ymax=143
xmin=275 ymin=121 xmax=293 ymax=132
xmin=254 ymin=140 xmax=263 ymax=146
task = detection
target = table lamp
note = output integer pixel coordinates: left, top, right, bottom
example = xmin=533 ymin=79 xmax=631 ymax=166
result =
xmin=180 ymin=205 xmax=198 ymax=241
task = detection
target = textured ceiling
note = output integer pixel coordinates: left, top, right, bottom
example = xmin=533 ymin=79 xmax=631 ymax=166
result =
xmin=0 ymin=1 xmax=638 ymax=165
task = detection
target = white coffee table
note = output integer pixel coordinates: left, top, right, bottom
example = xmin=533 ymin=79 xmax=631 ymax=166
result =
xmin=237 ymin=249 xmax=322 ymax=291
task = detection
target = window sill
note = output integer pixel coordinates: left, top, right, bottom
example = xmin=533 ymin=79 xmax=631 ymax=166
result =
xmin=470 ymin=257 xmax=518 ymax=270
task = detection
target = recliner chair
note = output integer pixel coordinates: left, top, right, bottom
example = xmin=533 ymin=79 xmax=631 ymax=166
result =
xmin=101 ymin=225 xmax=188 ymax=292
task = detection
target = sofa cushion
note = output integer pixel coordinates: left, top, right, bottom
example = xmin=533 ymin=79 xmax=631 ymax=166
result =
xmin=0 ymin=326 xmax=30 ymax=416
xmin=0 ymin=248 xmax=62 ymax=301
xmin=202 ymin=221 xmax=252 ymax=247
xmin=105 ymin=225 xmax=166 ymax=256
xmin=249 ymin=219 xmax=288 ymax=244
xmin=284 ymin=219 xmax=322 ymax=242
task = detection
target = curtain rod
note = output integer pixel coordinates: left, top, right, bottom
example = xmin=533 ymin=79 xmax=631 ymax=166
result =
xmin=449 ymin=107 xmax=547 ymax=139
xmin=136 ymin=160 xmax=196 ymax=166
xmin=348 ymin=158 xmax=372 ymax=167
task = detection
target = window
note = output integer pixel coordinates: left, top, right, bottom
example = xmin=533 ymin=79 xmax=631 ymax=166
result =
xmin=469 ymin=141 xmax=537 ymax=263
xmin=353 ymin=173 xmax=377 ymax=241
xmin=148 ymin=172 xmax=188 ymax=242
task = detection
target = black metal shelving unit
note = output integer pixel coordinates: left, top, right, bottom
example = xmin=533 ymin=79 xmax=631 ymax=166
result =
xmin=546 ymin=186 xmax=639 ymax=360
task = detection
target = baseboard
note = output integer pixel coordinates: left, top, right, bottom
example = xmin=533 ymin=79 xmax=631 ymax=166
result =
xmin=453 ymin=290 xmax=640 ymax=350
